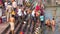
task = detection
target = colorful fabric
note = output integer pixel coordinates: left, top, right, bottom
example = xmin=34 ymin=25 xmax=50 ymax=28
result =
xmin=20 ymin=31 xmax=24 ymax=34
xmin=35 ymin=5 xmax=40 ymax=11
xmin=35 ymin=11 xmax=40 ymax=17
xmin=40 ymin=16 xmax=44 ymax=21
xmin=11 ymin=10 xmax=15 ymax=15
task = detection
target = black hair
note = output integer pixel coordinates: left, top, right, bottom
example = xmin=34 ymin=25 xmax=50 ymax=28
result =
xmin=12 ymin=15 xmax=15 ymax=17
xmin=8 ymin=1 xmax=12 ymax=5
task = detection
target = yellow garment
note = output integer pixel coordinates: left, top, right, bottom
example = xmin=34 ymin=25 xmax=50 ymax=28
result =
xmin=11 ymin=11 xmax=15 ymax=15
xmin=26 ymin=2 xmax=31 ymax=7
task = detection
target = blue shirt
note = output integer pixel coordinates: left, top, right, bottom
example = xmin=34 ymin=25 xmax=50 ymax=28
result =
xmin=40 ymin=16 xmax=44 ymax=21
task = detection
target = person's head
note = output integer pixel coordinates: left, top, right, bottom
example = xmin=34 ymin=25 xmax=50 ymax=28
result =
xmin=27 ymin=8 xmax=31 ymax=14
xmin=11 ymin=15 xmax=15 ymax=17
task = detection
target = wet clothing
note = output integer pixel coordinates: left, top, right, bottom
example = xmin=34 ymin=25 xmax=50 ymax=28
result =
xmin=9 ymin=22 xmax=14 ymax=30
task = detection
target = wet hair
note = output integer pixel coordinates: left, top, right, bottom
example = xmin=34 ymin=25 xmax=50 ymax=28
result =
xmin=12 ymin=15 xmax=15 ymax=17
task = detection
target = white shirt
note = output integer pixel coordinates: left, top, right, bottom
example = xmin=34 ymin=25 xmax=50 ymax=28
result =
xmin=12 ymin=1 xmax=17 ymax=8
xmin=32 ymin=10 xmax=35 ymax=17
xmin=17 ymin=8 xmax=27 ymax=16
xmin=17 ymin=9 xmax=22 ymax=16
xmin=23 ymin=11 xmax=26 ymax=15
xmin=4 ymin=2 xmax=8 ymax=7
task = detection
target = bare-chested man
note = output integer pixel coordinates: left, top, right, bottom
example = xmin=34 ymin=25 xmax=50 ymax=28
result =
xmin=51 ymin=18 xmax=55 ymax=26
xmin=9 ymin=15 xmax=15 ymax=34
xmin=45 ymin=18 xmax=51 ymax=27
xmin=51 ymin=18 xmax=55 ymax=31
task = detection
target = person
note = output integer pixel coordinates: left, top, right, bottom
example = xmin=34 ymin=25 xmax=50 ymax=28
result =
xmin=5 ymin=10 xmax=9 ymax=22
xmin=17 ymin=6 xmax=22 ymax=22
xmin=6 ymin=1 xmax=12 ymax=18
xmin=31 ymin=9 xmax=35 ymax=18
xmin=9 ymin=15 xmax=15 ymax=34
xmin=12 ymin=0 xmax=17 ymax=11
xmin=35 ymin=4 xmax=41 ymax=21
xmin=17 ymin=0 xmax=23 ymax=6
xmin=4 ymin=0 xmax=8 ymax=10
xmin=51 ymin=18 xmax=55 ymax=31
xmin=51 ymin=18 xmax=55 ymax=26
xmin=40 ymin=14 xmax=44 ymax=27
xmin=45 ymin=18 xmax=51 ymax=27
xmin=25 ymin=8 xmax=31 ymax=21
xmin=0 ymin=1 xmax=3 ymax=17
xmin=2 ymin=14 xmax=6 ymax=23
xmin=21 ymin=7 xmax=26 ymax=21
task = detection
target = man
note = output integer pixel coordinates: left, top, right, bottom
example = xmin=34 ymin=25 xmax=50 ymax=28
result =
xmin=51 ymin=18 xmax=55 ymax=31
xmin=40 ymin=14 xmax=44 ymax=27
xmin=12 ymin=0 xmax=17 ymax=11
xmin=17 ymin=6 xmax=22 ymax=22
xmin=51 ymin=18 xmax=55 ymax=26
xmin=6 ymin=2 xmax=12 ymax=21
xmin=9 ymin=15 xmax=15 ymax=34
xmin=4 ymin=0 xmax=8 ymax=10
xmin=45 ymin=18 xmax=51 ymax=27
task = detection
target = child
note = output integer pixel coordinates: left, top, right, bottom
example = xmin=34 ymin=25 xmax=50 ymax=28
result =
xmin=9 ymin=15 xmax=15 ymax=34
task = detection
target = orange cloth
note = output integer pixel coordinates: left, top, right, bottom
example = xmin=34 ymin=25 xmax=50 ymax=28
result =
xmin=20 ymin=31 xmax=24 ymax=34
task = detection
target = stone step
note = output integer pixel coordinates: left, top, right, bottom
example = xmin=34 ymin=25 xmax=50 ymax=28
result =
xmin=3 ymin=20 xmax=19 ymax=34
xmin=24 ymin=22 xmax=32 ymax=34
xmin=15 ymin=23 xmax=21 ymax=34
xmin=18 ymin=22 xmax=28 ymax=34
xmin=16 ymin=22 xmax=24 ymax=34
xmin=1 ymin=23 xmax=9 ymax=34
